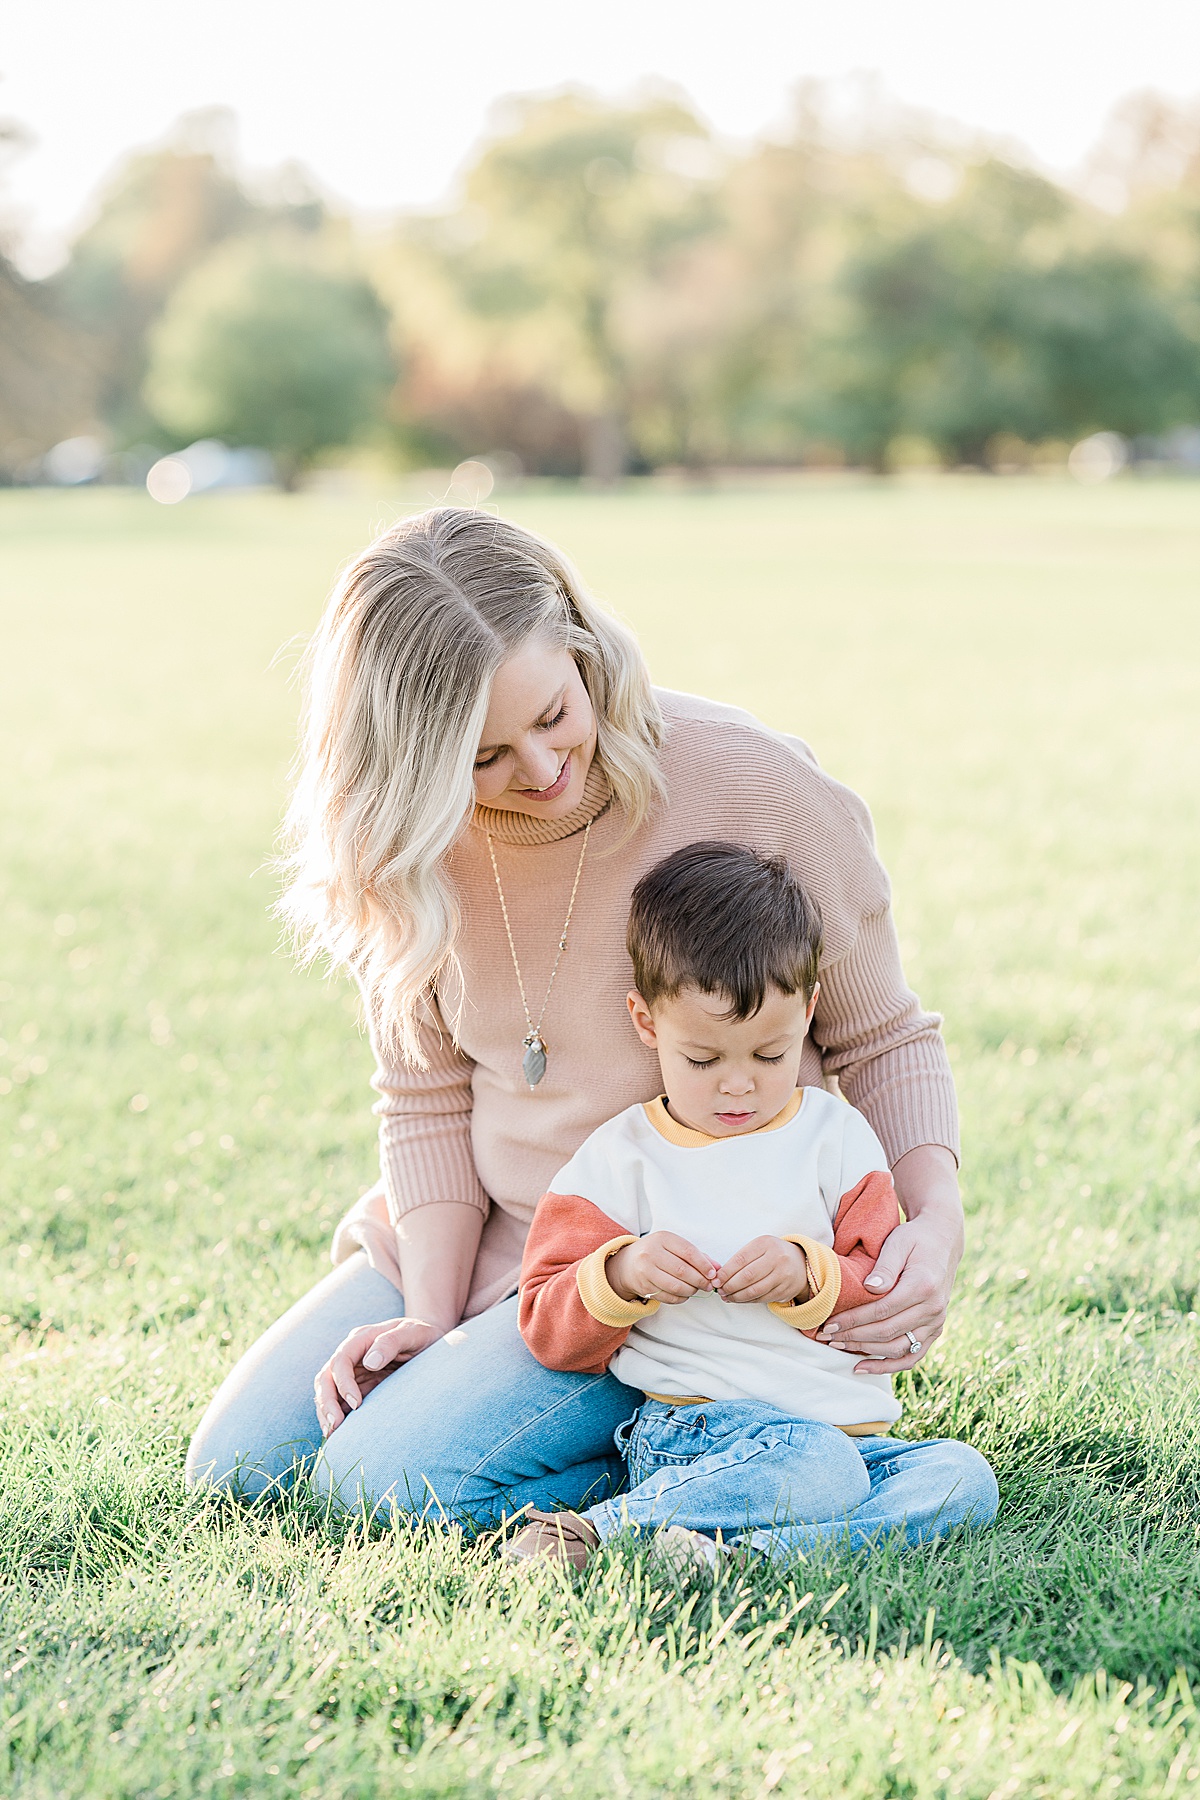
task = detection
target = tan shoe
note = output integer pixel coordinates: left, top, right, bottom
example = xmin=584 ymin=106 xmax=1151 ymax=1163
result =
xmin=500 ymin=1508 xmax=601 ymax=1570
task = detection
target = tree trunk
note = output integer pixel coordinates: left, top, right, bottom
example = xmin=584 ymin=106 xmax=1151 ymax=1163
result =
xmin=583 ymin=412 xmax=626 ymax=487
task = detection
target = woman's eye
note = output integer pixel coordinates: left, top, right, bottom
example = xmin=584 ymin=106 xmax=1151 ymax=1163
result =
xmin=537 ymin=705 xmax=567 ymax=730
xmin=474 ymin=750 xmax=503 ymax=771
xmin=685 ymin=1056 xmax=717 ymax=1070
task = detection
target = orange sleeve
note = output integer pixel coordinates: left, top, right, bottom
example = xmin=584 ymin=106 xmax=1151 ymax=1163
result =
xmin=770 ymin=1169 xmax=901 ymax=1336
xmin=827 ymin=1167 xmax=902 ymax=1314
xmin=519 ymin=1192 xmax=654 ymax=1375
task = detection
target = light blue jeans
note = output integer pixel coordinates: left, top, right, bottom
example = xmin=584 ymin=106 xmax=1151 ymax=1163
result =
xmin=584 ymin=1397 xmax=998 ymax=1557
xmin=186 ymin=1254 xmax=639 ymax=1525
xmin=186 ymin=1253 xmax=997 ymax=1547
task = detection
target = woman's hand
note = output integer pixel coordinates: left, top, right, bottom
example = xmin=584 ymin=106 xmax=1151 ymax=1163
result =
xmin=716 ymin=1236 xmax=809 ymax=1305
xmin=816 ymin=1145 xmax=964 ymax=1373
xmin=315 ymin=1316 xmax=447 ymax=1437
xmin=607 ymin=1232 xmax=717 ymax=1305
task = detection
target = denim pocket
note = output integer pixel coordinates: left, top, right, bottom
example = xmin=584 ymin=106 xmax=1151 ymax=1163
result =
xmin=613 ymin=1411 xmax=641 ymax=1456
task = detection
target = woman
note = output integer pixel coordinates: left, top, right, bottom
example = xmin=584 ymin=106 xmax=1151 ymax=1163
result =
xmin=186 ymin=507 xmax=996 ymax=1541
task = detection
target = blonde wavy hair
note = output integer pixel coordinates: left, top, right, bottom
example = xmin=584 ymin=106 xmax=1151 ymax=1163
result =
xmin=279 ymin=507 xmax=665 ymax=1066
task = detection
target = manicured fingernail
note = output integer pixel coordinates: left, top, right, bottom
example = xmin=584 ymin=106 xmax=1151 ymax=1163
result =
xmin=865 ymin=1275 xmax=884 ymax=1288
xmin=363 ymin=1351 xmax=383 ymax=1369
xmin=824 ymin=1322 xmax=839 ymax=1334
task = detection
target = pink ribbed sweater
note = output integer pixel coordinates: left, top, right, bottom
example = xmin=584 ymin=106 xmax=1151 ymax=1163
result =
xmin=331 ymin=689 xmax=958 ymax=1316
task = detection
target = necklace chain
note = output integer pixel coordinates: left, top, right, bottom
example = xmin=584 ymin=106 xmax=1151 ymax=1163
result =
xmin=486 ymin=820 xmax=591 ymax=1079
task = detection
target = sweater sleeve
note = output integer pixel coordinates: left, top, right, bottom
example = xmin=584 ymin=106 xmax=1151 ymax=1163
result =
xmin=814 ymin=909 xmax=960 ymax=1168
xmin=768 ymin=1168 xmax=901 ymax=1333
xmin=519 ymin=1192 xmax=657 ymax=1375
xmin=826 ymin=1167 xmax=902 ymax=1312
xmin=368 ymin=986 xmax=489 ymax=1222
xmin=765 ymin=724 xmax=959 ymax=1166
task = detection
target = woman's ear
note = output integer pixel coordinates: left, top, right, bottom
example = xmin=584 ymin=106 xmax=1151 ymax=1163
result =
xmin=627 ymin=989 xmax=659 ymax=1048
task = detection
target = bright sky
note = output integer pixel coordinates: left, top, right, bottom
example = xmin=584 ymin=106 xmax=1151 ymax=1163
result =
xmin=5 ymin=0 xmax=1200 ymax=271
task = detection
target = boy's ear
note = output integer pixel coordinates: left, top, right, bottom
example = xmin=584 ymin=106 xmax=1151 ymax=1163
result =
xmin=804 ymin=982 xmax=820 ymax=1029
xmin=627 ymin=989 xmax=659 ymax=1048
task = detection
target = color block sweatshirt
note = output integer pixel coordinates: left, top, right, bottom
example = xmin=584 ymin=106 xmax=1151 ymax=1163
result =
xmin=519 ymin=1088 xmax=903 ymax=1431
xmin=331 ymin=688 xmax=958 ymax=1318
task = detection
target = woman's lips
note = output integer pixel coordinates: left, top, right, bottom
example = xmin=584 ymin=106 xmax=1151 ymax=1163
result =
xmin=516 ymin=754 xmax=572 ymax=802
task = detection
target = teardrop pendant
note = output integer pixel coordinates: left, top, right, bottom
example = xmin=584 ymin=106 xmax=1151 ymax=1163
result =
xmin=522 ymin=1032 xmax=547 ymax=1089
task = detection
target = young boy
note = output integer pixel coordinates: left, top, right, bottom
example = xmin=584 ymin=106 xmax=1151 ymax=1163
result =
xmin=508 ymin=841 xmax=996 ymax=1569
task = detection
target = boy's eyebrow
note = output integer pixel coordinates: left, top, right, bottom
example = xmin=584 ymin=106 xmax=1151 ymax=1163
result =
xmin=476 ymin=686 xmax=566 ymax=758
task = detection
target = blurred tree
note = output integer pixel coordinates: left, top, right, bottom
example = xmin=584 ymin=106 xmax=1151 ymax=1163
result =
xmin=0 ymin=116 xmax=97 ymax=472
xmin=803 ymin=161 xmax=1200 ymax=466
xmin=0 ymin=251 xmax=98 ymax=474
xmin=144 ymin=235 xmax=395 ymax=486
xmin=410 ymin=88 xmax=722 ymax=478
xmin=55 ymin=109 xmax=323 ymax=441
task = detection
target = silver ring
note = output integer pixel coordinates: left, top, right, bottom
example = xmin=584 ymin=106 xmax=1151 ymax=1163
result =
xmin=905 ymin=1331 xmax=922 ymax=1356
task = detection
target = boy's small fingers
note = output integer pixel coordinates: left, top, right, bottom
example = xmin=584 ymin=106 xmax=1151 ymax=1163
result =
xmin=663 ymin=1251 xmax=710 ymax=1285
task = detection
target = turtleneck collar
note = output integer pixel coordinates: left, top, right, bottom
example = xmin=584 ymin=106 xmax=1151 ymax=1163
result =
xmin=472 ymin=759 xmax=613 ymax=846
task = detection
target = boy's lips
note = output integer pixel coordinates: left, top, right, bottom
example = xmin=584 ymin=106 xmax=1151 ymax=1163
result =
xmin=715 ymin=1109 xmax=755 ymax=1124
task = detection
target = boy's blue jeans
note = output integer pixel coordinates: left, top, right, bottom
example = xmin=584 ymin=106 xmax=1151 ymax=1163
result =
xmin=582 ymin=1397 xmax=998 ymax=1557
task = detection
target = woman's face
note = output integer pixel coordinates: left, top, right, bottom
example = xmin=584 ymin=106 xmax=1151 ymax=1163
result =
xmin=473 ymin=639 xmax=597 ymax=817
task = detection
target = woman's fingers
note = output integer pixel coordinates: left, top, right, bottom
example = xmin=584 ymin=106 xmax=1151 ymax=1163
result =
xmin=826 ymin=1301 xmax=944 ymax=1366
xmin=820 ymin=1290 xmax=945 ymax=1351
xmin=361 ymin=1322 xmax=413 ymax=1371
xmin=313 ymin=1365 xmax=345 ymax=1436
xmin=313 ymin=1318 xmax=443 ymax=1438
xmin=363 ymin=1317 xmax=446 ymax=1368
xmin=820 ymin=1229 xmax=938 ymax=1338
xmin=319 ymin=1321 xmax=400 ymax=1420
xmin=849 ymin=1320 xmax=943 ymax=1374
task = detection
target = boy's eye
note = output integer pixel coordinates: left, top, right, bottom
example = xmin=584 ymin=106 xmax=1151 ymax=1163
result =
xmin=755 ymin=1053 xmax=787 ymax=1064
xmin=685 ymin=1056 xmax=717 ymax=1070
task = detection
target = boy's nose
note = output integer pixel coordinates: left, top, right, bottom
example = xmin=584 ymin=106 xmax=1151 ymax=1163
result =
xmin=720 ymin=1074 xmax=754 ymax=1096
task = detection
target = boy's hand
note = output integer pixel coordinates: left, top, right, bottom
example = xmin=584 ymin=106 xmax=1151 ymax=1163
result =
xmin=607 ymin=1232 xmax=717 ymax=1305
xmin=716 ymin=1236 xmax=810 ymax=1306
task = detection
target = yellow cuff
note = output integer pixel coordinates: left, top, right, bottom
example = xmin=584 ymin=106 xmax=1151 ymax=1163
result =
xmin=576 ymin=1237 xmax=661 ymax=1328
xmin=768 ymin=1235 xmax=842 ymax=1329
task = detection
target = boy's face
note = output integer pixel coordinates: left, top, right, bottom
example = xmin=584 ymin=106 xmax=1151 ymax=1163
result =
xmin=627 ymin=982 xmax=818 ymax=1138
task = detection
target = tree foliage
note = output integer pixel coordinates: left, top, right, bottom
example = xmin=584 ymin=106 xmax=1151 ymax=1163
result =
xmin=54 ymin=110 xmax=325 ymax=441
xmin=9 ymin=84 xmax=1200 ymax=478
xmin=379 ymin=85 xmax=1200 ymax=474
xmin=144 ymin=236 xmax=395 ymax=485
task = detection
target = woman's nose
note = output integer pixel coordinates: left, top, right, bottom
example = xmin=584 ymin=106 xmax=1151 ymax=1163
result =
xmin=511 ymin=740 xmax=562 ymax=791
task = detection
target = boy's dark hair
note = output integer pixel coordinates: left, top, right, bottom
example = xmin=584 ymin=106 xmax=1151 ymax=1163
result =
xmin=627 ymin=841 xmax=822 ymax=1020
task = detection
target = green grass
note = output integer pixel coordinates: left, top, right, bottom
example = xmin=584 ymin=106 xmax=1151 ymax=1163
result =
xmin=1 ymin=475 xmax=1199 ymax=1797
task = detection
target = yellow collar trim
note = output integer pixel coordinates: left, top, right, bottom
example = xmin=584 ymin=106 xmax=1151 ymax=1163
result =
xmin=642 ymin=1088 xmax=804 ymax=1149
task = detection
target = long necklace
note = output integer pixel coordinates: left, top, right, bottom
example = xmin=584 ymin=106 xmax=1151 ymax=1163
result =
xmin=486 ymin=821 xmax=591 ymax=1089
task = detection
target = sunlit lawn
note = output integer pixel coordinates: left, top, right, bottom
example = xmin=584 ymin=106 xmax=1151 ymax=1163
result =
xmin=1 ymin=474 xmax=1199 ymax=1797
